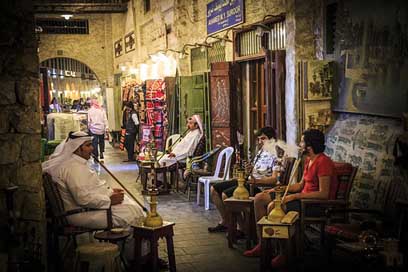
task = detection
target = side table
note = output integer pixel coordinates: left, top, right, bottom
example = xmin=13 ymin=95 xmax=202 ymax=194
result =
xmin=257 ymin=217 xmax=300 ymax=272
xmin=224 ymin=197 xmax=257 ymax=249
xmin=132 ymin=221 xmax=176 ymax=272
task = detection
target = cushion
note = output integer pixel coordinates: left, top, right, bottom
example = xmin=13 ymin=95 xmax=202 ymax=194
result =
xmin=329 ymin=162 xmax=353 ymax=200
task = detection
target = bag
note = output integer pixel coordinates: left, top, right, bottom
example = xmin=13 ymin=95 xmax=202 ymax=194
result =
xmin=119 ymin=129 xmax=126 ymax=151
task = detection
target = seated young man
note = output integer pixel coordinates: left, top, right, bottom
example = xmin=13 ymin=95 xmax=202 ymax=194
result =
xmin=208 ymin=127 xmax=286 ymax=233
xmin=244 ymin=128 xmax=336 ymax=262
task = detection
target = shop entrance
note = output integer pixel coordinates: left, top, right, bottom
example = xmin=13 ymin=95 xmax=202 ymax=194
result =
xmin=40 ymin=57 xmax=101 ymax=113
xmin=177 ymin=73 xmax=211 ymax=150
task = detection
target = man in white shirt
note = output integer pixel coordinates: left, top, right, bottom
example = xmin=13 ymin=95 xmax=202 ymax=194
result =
xmin=87 ymin=99 xmax=109 ymax=160
xmin=159 ymin=114 xmax=204 ymax=167
xmin=42 ymin=131 xmax=144 ymax=229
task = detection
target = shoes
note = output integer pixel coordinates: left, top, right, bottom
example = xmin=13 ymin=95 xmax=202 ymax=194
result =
xmin=208 ymin=224 xmax=228 ymax=233
xmin=271 ymin=254 xmax=287 ymax=268
xmin=100 ymin=153 xmax=104 ymax=159
xmin=243 ymin=243 xmax=261 ymax=257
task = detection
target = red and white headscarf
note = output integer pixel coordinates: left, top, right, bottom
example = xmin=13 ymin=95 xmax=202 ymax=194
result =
xmin=190 ymin=114 xmax=204 ymax=139
xmin=91 ymin=99 xmax=101 ymax=109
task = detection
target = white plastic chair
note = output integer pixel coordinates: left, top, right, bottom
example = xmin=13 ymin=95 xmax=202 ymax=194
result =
xmin=196 ymin=147 xmax=234 ymax=210
xmin=165 ymin=134 xmax=181 ymax=152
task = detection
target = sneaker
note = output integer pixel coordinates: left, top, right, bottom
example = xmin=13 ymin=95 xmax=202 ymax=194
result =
xmin=243 ymin=243 xmax=261 ymax=257
xmin=271 ymin=254 xmax=287 ymax=268
xmin=208 ymin=224 xmax=228 ymax=233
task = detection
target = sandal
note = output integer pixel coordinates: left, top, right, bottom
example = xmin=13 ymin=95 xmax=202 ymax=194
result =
xmin=243 ymin=243 xmax=261 ymax=257
xmin=208 ymin=224 xmax=228 ymax=233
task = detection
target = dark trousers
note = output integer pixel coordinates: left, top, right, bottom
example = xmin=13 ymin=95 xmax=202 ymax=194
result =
xmin=125 ymin=133 xmax=137 ymax=160
xmin=91 ymin=133 xmax=105 ymax=158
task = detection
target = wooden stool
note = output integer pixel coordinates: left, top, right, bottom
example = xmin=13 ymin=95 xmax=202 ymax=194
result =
xmin=138 ymin=163 xmax=176 ymax=194
xmin=74 ymin=242 xmax=121 ymax=272
xmin=257 ymin=217 xmax=300 ymax=272
xmin=133 ymin=221 xmax=176 ymax=272
xmin=94 ymin=230 xmax=131 ymax=269
xmin=224 ymin=197 xmax=257 ymax=249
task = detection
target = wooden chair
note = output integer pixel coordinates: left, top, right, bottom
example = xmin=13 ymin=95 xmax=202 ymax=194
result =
xmin=43 ymin=173 xmax=113 ymax=269
xmin=299 ymin=162 xmax=358 ymax=255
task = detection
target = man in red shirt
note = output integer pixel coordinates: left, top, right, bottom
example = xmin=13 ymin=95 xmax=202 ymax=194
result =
xmin=244 ymin=128 xmax=335 ymax=259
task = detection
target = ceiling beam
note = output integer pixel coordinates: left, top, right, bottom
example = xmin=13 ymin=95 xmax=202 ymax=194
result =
xmin=34 ymin=3 xmax=128 ymax=14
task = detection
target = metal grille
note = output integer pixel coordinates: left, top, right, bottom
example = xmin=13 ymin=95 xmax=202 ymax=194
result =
xmin=36 ymin=18 xmax=89 ymax=34
xmin=236 ymin=20 xmax=286 ymax=57
xmin=191 ymin=47 xmax=207 ymax=74
xmin=40 ymin=57 xmax=96 ymax=79
xmin=267 ymin=20 xmax=286 ymax=50
xmin=207 ymin=41 xmax=226 ymax=68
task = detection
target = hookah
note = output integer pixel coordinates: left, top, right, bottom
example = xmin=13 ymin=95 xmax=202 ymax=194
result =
xmin=232 ymin=169 xmax=249 ymax=200
xmin=143 ymin=157 xmax=164 ymax=227
xmin=267 ymin=156 xmax=286 ymax=222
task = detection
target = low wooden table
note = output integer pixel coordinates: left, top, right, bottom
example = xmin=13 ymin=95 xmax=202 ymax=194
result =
xmin=258 ymin=217 xmax=300 ymax=272
xmin=224 ymin=197 xmax=257 ymax=249
xmin=132 ymin=221 xmax=176 ymax=272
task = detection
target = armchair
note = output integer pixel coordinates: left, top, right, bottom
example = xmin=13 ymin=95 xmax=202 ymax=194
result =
xmin=43 ymin=173 xmax=112 ymax=268
xmin=299 ymin=162 xmax=358 ymax=255
xmin=324 ymin=199 xmax=408 ymax=269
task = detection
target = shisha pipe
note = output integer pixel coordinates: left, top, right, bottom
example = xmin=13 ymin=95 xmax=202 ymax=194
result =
xmin=93 ymin=155 xmax=148 ymax=213
xmin=245 ymin=142 xmax=265 ymax=180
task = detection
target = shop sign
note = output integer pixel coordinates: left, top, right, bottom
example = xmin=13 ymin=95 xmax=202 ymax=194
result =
xmin=207 ymin=0 xmax=244 ymax=35
xmin=64 ymin=70 xmax=77 ymax=77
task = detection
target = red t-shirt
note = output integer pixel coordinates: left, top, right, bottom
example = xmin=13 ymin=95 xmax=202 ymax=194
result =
xmin=302 ymin=153 xmax=335 ymax=194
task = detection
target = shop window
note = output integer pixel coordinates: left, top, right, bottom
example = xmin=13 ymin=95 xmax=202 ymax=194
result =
xmin=325 ymin=2 xmax=338 ymax=55
xmin=36 ymin=18 xmax=89 ymax=34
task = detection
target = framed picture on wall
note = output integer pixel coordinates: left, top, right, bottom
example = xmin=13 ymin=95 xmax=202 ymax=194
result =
xmin=304 ymin=60 xmax=334 ymax=101
xmin=114 ymin=39 xmax=123 ymax=58
xmin=125 ymin=31 xmax=136 ymax=53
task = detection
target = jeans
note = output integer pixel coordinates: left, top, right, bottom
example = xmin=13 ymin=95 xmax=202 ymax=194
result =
xmin=91 ymin=133 xmax=105 ymax=158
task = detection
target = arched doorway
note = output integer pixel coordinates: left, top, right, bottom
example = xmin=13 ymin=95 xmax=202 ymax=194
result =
xmin=39 ymin=57 xmax=102 ymax=112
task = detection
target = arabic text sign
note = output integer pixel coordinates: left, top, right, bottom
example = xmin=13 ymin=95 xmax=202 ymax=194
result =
xmin=207 ymin=0 xmax=244 ymax=35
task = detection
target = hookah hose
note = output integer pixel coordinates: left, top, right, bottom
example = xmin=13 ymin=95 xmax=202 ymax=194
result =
xmin=245 ymin=143 xmax=264 ymax=180
xmin=156 ymin=128 xmax=190 ymax=161
xmin=93 ymin=155 xmax=148 ymax=213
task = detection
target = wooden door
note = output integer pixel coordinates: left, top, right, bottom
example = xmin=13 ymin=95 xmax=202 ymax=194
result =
xmin=210 ymin=62 xmax=240 ymax=148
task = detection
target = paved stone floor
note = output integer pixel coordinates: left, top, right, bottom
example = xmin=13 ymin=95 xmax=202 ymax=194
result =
xmin=96 ymin=144 xmax=259 ymax=272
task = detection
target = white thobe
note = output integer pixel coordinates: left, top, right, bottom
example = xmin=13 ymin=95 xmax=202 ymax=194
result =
xmin=159 ymin=129 xmax=202 ymax=166
xmin=54 ymin=154 xmax=144 ymax=229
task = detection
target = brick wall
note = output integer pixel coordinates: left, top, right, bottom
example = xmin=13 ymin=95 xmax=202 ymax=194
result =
xmin=0 ymin=0 xmax=45 ymax=269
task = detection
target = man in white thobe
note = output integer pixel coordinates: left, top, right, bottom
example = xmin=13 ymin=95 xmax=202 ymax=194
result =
xmin=159 ymin=114 xmax=204 ymax=167
xmin=42 ymin=131 xmax=144 ymax=229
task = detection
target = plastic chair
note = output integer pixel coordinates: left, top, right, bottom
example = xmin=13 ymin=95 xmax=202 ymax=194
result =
xmin=165 ymin=134 xmax=181 ymax=152
xmin=196 ymin=147 xmax=234 ymax=210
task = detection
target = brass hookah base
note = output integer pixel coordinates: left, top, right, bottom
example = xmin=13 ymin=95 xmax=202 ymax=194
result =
xmin=232 ymin=170 xmax=249 ymax=200
xmin=144 ymin=187 xmax=163 ymax=227
xmin=267 ymin=187 xmax=286 ymax=223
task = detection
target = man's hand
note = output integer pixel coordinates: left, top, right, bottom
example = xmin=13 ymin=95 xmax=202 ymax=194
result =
xmin=244 ymin=161 xmax=253 ymax=174
xmin=282 ymin=193 xmax=298 ymax=204
xmin=263 ymin=188 xmax=275 ymax=194
xmin=168 ymin=152 xmax=176 ymax=158
xmin=110 ymin=192 xmax=124 ymax=205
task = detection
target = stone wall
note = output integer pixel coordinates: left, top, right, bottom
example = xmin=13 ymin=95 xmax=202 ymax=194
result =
xmin=0 ymin=0 xmax=45 ymax=269
xmin=38 ymin=14 xmax=114 ymax=85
